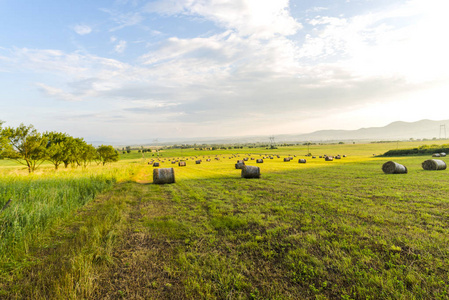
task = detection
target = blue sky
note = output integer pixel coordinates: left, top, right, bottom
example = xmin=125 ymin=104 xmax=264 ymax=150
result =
xmin=0 ymin=0 xmax=448 ymax=143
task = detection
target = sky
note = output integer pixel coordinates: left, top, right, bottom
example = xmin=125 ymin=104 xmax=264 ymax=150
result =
xmin=0 ymin=0 xmax=448 ymax=143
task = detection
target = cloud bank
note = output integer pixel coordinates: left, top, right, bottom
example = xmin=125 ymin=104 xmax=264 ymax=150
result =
xmin=1 ymin=0 xmax=448 ymax=141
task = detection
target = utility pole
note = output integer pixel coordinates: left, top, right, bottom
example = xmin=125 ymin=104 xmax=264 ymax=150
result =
xmin=269 ymin=136 xmax=276 ymax=149
xmin=440 ymin=125 xmax=447 ymax=139
xmin=153 ymin=139 xmax=159 ymax=157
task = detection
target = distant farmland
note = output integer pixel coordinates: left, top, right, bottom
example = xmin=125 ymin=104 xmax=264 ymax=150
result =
xmin=1 ymin=140 xmax=449 ymax=299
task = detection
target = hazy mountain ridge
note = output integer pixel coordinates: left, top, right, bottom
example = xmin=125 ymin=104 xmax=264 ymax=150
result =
xmin=286 ymin=119 xmax=449 ymax=142
xmin=88 ymin=119 xmax=449 ymax=146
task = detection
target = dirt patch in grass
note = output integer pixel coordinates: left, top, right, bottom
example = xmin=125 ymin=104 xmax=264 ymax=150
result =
xmin=93 ymin=229 xmax=185 ymax=299
xmin=93 ymin=183 xmax=188 ymax=299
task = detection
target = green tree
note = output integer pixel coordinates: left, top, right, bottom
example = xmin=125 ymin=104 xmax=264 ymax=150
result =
xmin=0 ymin=123 xmax=48 ymax=173
xmin=59 ymin=137 xmax=90 ymax=168
xmin=80 ymin=144 xmax=98 ymax=167
xmin=44 ymin=131 xmax=70 ymax=170
xmin=97 ymin=145 xmax=119 ymax=166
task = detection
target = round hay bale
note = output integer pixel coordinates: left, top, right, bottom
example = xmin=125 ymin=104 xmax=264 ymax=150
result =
xmin=441 ymin=152 xmax=447 ymax=157
xmin=422 ymin=159 xmax=447 ymax=171
xmin=178 ymin=161 xmax=186 ymax=167
xmin=241 ymin=165 xmax=260 ymax=179
xmin=325 ymin=156 xmax=334 ymax=161
xmin=284 ymin=158 xmax=291 ymax=162
xmin=382 ymin=161 xmax=407 ymax=174
xmin=335 ymin=155 xmax=341 ymax=159
xmin=298 ymin=159 xmax=306 ymax=163
xmin=153 ymin=168 xmax=175 ymax=184
xmin=206 ymin=159 xmax=211 ymax=162
xmin=256 ymin=159 xmax=263 ymax=163
xmin=312 ymin=156 xmax=316 ymax=159
xmin=319 ymin=156 xmax=322 ymax=158
xmin=171 ymin=161 xmax=176 ymax=164
xmin=243 ymin=158 xmax=248 ymax=161
xmin=153 ymin=162 xmax=160 ymax=167
xmin=237 ymin=160 xmax=244 ymax=163
xmin=235 ymin=162 xmax=245 ymax=169
xmin=251 ymin=158 xmax=255 ymax=160
xmin=196 ymin=160 xmax=201 ymax=164
xmin=343 ymin=155 xmax=347 ymax=157
xmin=432 ymin=153 xmax=441 ymax=157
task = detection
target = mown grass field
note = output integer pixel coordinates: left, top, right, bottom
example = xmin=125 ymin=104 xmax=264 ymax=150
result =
xmin=0 ymin=140 xmax=448 ymax=299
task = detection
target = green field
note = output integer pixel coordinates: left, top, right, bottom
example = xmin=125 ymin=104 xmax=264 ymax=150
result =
xmin=1 ymin=141 xmax=448 ymax=299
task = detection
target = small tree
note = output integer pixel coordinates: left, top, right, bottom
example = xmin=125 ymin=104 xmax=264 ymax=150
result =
xmin=0 ymin=124 xmax=48 ymax=173
xmin=80 ymin=144 xmax=98 ymax=167
xmin=97 ymin=145 xmax=119 ymax=166
xmin=44 ymin=131 xmax=70 ymax=170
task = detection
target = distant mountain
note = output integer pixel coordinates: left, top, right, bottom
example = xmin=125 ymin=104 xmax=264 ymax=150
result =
xmin=95 ymin=119 xmax=449 ymax=147
xmin=287 ymin=119 xmax=449 ymax=142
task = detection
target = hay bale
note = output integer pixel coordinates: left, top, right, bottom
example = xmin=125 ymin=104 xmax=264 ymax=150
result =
xmin=256 ymin=159 xmax=263 ymax=163
xmin=251 ymin=158 xmax=255 ymax=160
xmin=343 ymin=155 xmax=347 ymax=157
xmin=153 ymin=168 xmax=175 ymax=184
xmin=196 ymin=160 xmax=201 ymax=164
xmin=335 ymin=155 xmax=341 ymax=159
xmin=171 ymin=161 xmax=176 ymax=164
xmin=237 ymin=160 xmax=244 ymax=163
xmin=298 ymin=159 xmax=306 ymax=163
xmin=178 ymin=161 xmax=186 ymax=167
xmin=312 ymin=156 xmax=316 ymax=159
xmin=153 ymin=162 xmax=160 ymax=167
xmin=243 ymin=158 xmax=248 ymax=161
xmin=235 ymin=162 xmax=245 ymax=169
xmin=241 ymin=165 xmax=260 ymax=179
xmin=325 ymin=156 xmax=334 ymax=161
xmin=432 ymin=153 xmax=441 ymax=157
xmin=382 ymin=161 xmax=408 ymax=174
xmin=441 ymin=153 xmax=447 ymax=157
xmin=422 ymin=159 xmax=447 ymax=171
xmin=284 ymin=158 xmax=291 ymax=162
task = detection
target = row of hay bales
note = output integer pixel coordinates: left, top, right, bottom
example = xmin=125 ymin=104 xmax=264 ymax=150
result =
xmin=152 ymin=153 xmax=348 ymax=184
xmin=154 ymin=164 xmax=261 ymax=184
xmin=432 ymin=152 xmax=446 ymax=157
xmin=382 ymin=159 xmax=447 ymax=174
xmin=152 ymin=153 xmax=347 ymax=169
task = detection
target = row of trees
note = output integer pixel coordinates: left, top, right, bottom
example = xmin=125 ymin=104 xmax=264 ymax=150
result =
xmin=0 ymin=122 xmax=119 ymax=173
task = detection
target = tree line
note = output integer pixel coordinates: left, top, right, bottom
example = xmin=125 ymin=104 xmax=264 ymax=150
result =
xmin=382 ymin=144 xmax=449 ymax=157
xmin=0 ymin=121 xmax=119 ymax=173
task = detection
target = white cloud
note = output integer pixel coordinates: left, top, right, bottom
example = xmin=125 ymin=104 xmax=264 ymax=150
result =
xmin=37 ymin=83 xmax=82 ymax=102
xmin=114 ymin=40 xmax=127 ymax=53
xmin=102 ymin=9 xmax=144 ymax=31
xmin=300 ymin=0 xmax=449 ymax=85
xmin=145 ymin=0 xmax=302 ymax=38
xmin=73 ymin=24 xmax=92 ymax=35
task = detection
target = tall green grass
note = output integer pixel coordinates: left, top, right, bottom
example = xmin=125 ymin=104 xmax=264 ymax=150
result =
xmin=0 ymin=172 xmax=116 ymax=272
